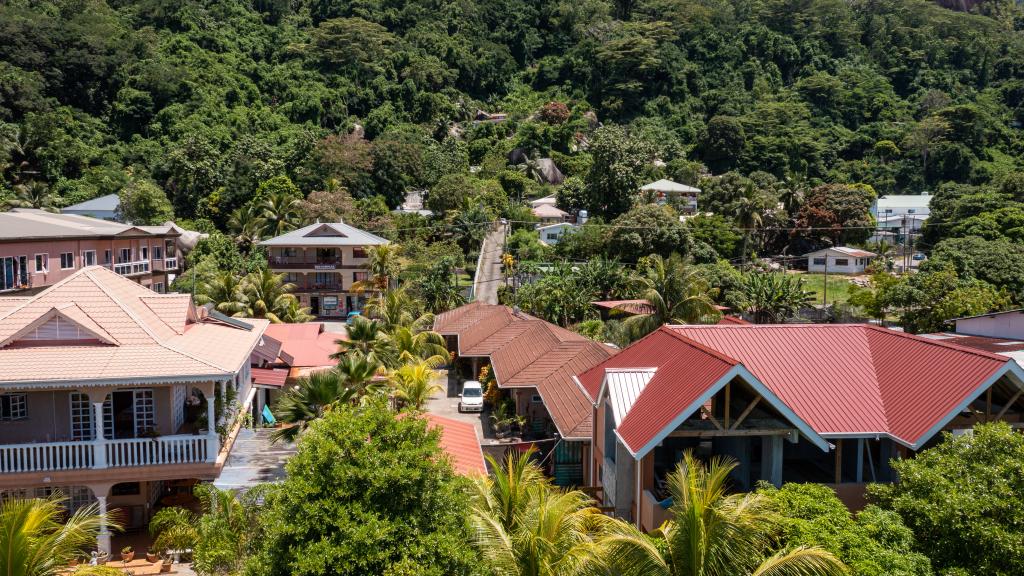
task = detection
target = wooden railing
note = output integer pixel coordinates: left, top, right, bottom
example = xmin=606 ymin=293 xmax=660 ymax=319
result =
xmin=0 ymin=441 xmax=94 ymax=473
xmin=106 ymin=436 xmax=208 ymax=468
xmin=0 ymin=435 xmax=209 ymax=473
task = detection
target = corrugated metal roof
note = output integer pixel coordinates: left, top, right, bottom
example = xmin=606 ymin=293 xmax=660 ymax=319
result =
xmin=607 ymin=369 xmax=656 ymax=425
xmin=258 ymin=222 xmax=389 ymax=247
xmin=803 ymin=246 xmax=876 ymax=258
xmin=0 ymin=209 xmax=179 ymax=240
xmin=640 ymin=179 xmax=700 ymax=193
xmin=421 ymin=413 xmax=487 ymax=476
xmin=63 ymin=193 xmax=120 ymax=211
xmin=252 ymin=367 xmax=288 ymax=388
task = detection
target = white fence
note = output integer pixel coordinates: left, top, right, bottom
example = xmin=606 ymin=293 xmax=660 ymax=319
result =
xmin=0 ymin=435 xmax=208 ymax=473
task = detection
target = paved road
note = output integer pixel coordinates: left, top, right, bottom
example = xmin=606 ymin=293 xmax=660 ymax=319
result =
xmin=473 ymin=223 xmax=507 ymax=305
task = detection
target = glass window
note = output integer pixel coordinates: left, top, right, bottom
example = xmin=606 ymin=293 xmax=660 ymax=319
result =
xmin=353 ymin=247 xmax=368 ymax=259
xmin=134 ymin=389 xmax=155 ymax=436
xmin=70 ymin=393 xmax=94 ymax=441
xmin=60 ymin=252 xmax=74 ymax=269
xmin=907 ymin=209 xmax=916 ymax=214
xmin=152 ymin=245 xmax=163 ymax=260
xmin=812 ymin=258 xmax=826 ymax=266
xmin=154 ymin=282 xmax=164 ymax=293
xmin=547 ymin=233 xmax=558 ymax=240
xmin=282 ymin=248 xmax=297 ymax=257
xmin=34 ymin=254 xmax=47 ymax=272
xmin=140 ymin=246 xmax=149 ymax=261
xmin=104 ymin=250 xmax=111 ymax=265
xmin=82 ymin=251 xmax=96 ymax=266
xmin=835 ymin=258 xmax=849 ymax=266
xmin=0 ymin=394 xmax=27 ymax=421
xmin=119 ymin=248 xmax=131 ymax=263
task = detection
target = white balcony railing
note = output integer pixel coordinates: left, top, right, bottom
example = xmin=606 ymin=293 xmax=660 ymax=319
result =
xmin=163 ymin=257 xmax=178 ymax=270
xmin=0 ymin=435 xmax=209 ymax=474
xmin=113 ymin=261 xmax=151 ymax=276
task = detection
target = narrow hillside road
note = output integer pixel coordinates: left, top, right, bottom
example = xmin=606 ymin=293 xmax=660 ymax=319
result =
xmin=473 ymin=223 xmax=507 ymax=304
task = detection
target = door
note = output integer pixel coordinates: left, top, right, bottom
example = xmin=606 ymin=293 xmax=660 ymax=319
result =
xmin=112 ymin=391 xmax=135 ymax=439
xmin=310 ymin=296 xmax=320 ymax=316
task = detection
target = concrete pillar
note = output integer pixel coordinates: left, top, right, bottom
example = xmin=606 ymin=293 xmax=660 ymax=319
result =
xmin=613 ymin=441 xmax=635 ymax=520
xmin=855 ymin=439 xmax=865 ymax=483
xmin=89 ymin=483 xmax=113 ymax=556
xmin=202 ymin=382 xmax=218 ymax=462
xmin=86 ymin=389 xmax=112 ymax=469
xmin=218 ymin=379 xmax=228 ymax=425
xmin=761 ymin=436 xmax=784 ymax=487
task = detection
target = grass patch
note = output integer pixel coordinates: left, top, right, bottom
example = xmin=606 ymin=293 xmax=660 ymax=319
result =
xmin=793 ymin=272 xmax=857 ymax=305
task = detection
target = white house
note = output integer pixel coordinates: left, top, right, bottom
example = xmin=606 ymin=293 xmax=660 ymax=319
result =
xmin=537 ymin=222 xmax=576 ymax=245
xmin=532 ymin=203 xmax=570 ymax=224
xmin=640 ymin=179 xmax=700 ymax=213
xmin=871 ymin=193 xmax=930 ymax=241
xmin=952 ymin=309 xmax=1024 ymax=340
xmin=804 ymin=246 xmax=877 ymax=274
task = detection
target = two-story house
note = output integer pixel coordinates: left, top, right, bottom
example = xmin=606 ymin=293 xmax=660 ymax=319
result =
xmin=0 ymin=209 xmax=181 ymax=294
xmin=0 ymin=266 xmax=268 ymax=554
xmin=259 ymin=222 xmax=389 ymax=319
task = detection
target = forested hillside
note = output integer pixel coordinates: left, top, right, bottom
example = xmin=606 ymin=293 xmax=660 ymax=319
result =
xmin=3 ymin=0 xmax=1024 ymax=220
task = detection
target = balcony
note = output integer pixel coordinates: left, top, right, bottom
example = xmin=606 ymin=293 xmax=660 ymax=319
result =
xmin=152 ymin=257 xmax=178 ymax=272
xmin=293 ymin=283 xmax=343 ymax=293
xmin=0 ymin=435 xmax=210 ymax=474
xmin=112 ymin=261 xmax=151 ymax=276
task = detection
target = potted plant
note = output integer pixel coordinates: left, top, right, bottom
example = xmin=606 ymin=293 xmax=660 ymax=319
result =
xmin=121 ymin=546 xmax=134 ymax=562
xmin=146 ymin=547 xmax=160 ymax=563
xmin=160 ymin=555 xmax=173 ymax=573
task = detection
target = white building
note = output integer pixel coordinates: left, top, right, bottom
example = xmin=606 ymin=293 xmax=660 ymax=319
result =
xmin=537 ymin=222 xmax=576 ymax=245
xmin=530 ymin=194 xmax=558 ymax=208
xmin=952 ymin=309 xmax=1024 ymax=340
xmin=532 ymin=203 xmax=570 ymax=225
xmin=804 ymin=246 xmax=877 ymax=274
xmin=871 ymin=193 xmax=930 ymax=241
xmin=640 ymin=179 xmax=700 ymax=214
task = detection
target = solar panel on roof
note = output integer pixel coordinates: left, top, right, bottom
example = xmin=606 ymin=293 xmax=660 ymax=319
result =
xmin=207 ymin=309 xmax=254 ymax=331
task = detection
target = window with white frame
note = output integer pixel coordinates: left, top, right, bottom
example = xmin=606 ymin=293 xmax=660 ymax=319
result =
xmin=835 ymin=258 xmax=849 ymax=266
xmin=60 ymin=252 xmax=74 ymax=270
xmin=119 ymin=248 xmax=131 ymax=263
xmin=104 ymin=250 xmax=111 ymax=264
xmin=0 ymin=394 xmax=27 ymax=421
xmin=134 ymin=390 xmax=155 ymax=436
xmin=546 ymin=233 xmax=559 ymax=240
xmin=34 ymin=254 xmax=47 ymax=272
xmin=812 ymin=257 xmax=826 ymax=266
xmin=82 ymin=250 xmax=96 ymax=266
xmin=68 ymin=486 xmax=94 ymax=514
xmin=140 ymin=246 xmax=149 ymax=261
xmin=152 ymin=245 xmax=163 ymax=260
xmin=70 ymin=393 xmax=94 ymax=440
xmin=154 ymin=282 xmax=164 ymax=293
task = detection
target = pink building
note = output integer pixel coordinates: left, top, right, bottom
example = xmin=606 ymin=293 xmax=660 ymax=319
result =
xmin=0 ymin=266 xmax=268 ymax=554
xmin=0 ymin=209 xmax=181 ymax=294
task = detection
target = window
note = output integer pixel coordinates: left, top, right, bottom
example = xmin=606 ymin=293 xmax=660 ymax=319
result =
xmin=82 ymin=250 xmax=96 ymax=266
xmin=0 ymin=257 xmax=15 ymax=290
xmin=34 ymin=254 xmax=47 ymax=273
xmin=531 ymin=394 xmax=543 ymax=403
xmin=546 ymin=233 xmax=559 ymax=240
xmin=154 ymin=282 xmax=164 ymax=293
xmin=152 ymin=245 xmax=162 ymax=260
xmin=140 ymin=246 xmax=149 ymax=261
xmin=314 ymin=272 xmax=335 ymax=286
xmin=70 ymin=393 xmax=94 ymax=441
xmin=353 ymin=271 xmax=368 ymax=282
xmin=0 ymin=394 xmax=27 ymax=421
xmin=812 ymin=257 xmax=826 ymax=266
xmin=165 ymin=240 xmax=176 ymax=258
xmin=60 ymin=252 xmax=74 ymax=270
xmin=103 ymin=250 xmax=111 ymax=265
xmin=884 ymin=209 xmax=892 ymax=214
xmin=835 ymin=258 xmax=849 ymax=266
xmin=119 ymin=248 xmax=131 ymax=263
xmin=134 ymin=390 xmax=155 ymax=436
xmin=284 ymin=273 xmax=300 ymax=284
xmin=907 ymin=209 xmax=916 ymax=214
xmin=282 ymin=248 xmax=297 ymax=258
xmin=353 ymin=247 xmax=368 ymax=259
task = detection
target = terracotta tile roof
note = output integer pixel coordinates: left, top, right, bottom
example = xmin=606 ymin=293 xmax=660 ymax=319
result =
xmin=0 ymin=297 xmax=31 ymax=315
xmin=0 ymin=266 xmax=267 ymax=386
xmin=435 ymin=302 xmax=615 ymax=439
xmin=261 ymin=323 xmax=346 ymax=368
xmin=581 ymin=324 xmax=1017 ymax=454
xmin=421 ymin=413 xmax=487 ymax=476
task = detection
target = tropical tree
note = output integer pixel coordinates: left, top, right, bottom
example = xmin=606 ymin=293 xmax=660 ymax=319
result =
xmin=190 ymin=484 xmax=268 ymax=576
xmin=620 ymin=254 xmax=719 ymax=340
xmin=148 ymin=506 xmax=198 ymax=557
xmin=330 ymin=316 xmax=390 ymax=363
xmin=271 ymin=359 xmax=381 ymax=442
xmin=277 ymin=299 xmax=315 ymax=323
xmin=602 ymin=453 xmax=847 ymax=576
xmin=4 ymin=180 xmax=58 ymax=211
xmin=740 ymin=272 xmax=814 ymax=324
xmin=228 ymin=204 xmax=265 ymax=249
xmin=384 ymin=325 xmax=450 ymax=368
xmin=353 ymin=243 xmax=403 ymax=293
xmin=469 ymin=451 xmax=614 ymax=576
xmin=389 ymin=361 xmax=442 ymax=410
xmin=195 ymin=271 xmax=248 ymax=315
xmin=240 ymin=269 xmax=298 ymax=323
xmin=259 ymin=190 xmax=302 ymax=237
xmin=0 ymin=493 xmax=120 ymax=576
xmin=735 ymin=183 xmax=764 ymax=265
xmin=363 ymin=287 xmax=427 ymax=330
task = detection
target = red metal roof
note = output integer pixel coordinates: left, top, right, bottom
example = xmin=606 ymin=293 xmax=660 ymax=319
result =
xmin=583 ymin=324 xmax=1013 ymax=453
xmin=591 ymin=299 xmax=655 ymax=316
xmin=922 ymin=333 xmax=1024 ymax=353
xmin=420 ymin=413 xmax=487 ymax=476
xmin=252 ymin=367 xmax=289 ymax=388
xmin=262 ymin=323 xmax=346 ymax=368
xmin=435 ymin=302 xmax=616 ymax=439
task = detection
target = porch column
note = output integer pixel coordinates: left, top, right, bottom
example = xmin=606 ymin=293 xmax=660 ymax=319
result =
xmin=761 ymin=436 xmax=784 ymax=487
xmin=86 ymin=388 xmax=112 ymax=469
xmin=218 ymin=379 xmax=228 ymax=426
xmin=204 ymin=381 xmax=219 ymax=462
xmin=89 ymin=483 xmax=113 ymax=557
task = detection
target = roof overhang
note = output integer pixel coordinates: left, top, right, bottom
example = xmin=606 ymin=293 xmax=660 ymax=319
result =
xmin=618 ymin=364 xmax=830 ymax=460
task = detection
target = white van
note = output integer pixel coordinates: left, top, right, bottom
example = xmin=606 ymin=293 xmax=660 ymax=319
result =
xmin=459 ymin=380 xmax=484 ymax=412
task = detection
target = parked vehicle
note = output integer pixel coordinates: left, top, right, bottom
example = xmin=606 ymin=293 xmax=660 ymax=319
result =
xmin=459 ymin=380 xmax=484 ymax=412
xmin=912 ymin=252 xmax=926 ymax=261
xmin=346 ymin=311 xmax=362 ymax=325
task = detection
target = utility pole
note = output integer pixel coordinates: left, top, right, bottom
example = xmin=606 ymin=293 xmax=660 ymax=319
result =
xmin=823 ymin=253 xmax=828 ymax=307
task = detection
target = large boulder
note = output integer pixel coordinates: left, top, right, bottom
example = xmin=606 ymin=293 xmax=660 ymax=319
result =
xmin=534 ymin=158 xmax=565 ymax=185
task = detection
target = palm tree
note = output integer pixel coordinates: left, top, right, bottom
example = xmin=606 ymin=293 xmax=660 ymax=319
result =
xmin=271 ymin=360 xmax=380 ymax=442
xmin=383 ymin=325 xmax=449 ymax=368
xmin=0 ymin=493 xmax=121 ymax=576
xmin=363 ymin=287 xmax=429 ymax=331
xmin=241 ymin=269 xmax=298 ymax=323
xmin=331 ymin=315 xmax=390 ymax=363
xmin=603 ymin=453 xmax=846 ymax=576
xmin=195 ymin=271 xmax=248 ymax=315
xmin=735 ymin=183 xmax=764 ymax=265
xmin=277 ymin=298 xmax=315 ymax=323
xmin=389 ymin=361 xmax=442 ymax=410
xmin=148 ymin=506 xmax=198 ymax=556
xmin=228 ymin=204 xmax=265 ymax=249
xmin=4 ymin=181 xmax=58 ymax=212
xmin=620 ymin=254 xmax=719 ymax=340
xmin=353 ymin=244 xmax=403 ymax=293
xmin=740 ymin=272 xmax=813 ymax=324
xmin=470 ymin=452 xmax=614 ymax=576
xmin=260 ymin=191 xmax=302 ymax=237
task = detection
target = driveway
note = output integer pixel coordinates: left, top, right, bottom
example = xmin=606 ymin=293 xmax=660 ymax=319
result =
xmin=424 ymin=369 xmax=486 ymax=434
xmin=472 ymin=223 xmax=507 ymax=305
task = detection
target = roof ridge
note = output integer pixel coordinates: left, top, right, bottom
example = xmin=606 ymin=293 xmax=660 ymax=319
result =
xmin=0 ymin=266 xmax=93 ymax=324
xmin=863 ymin=324 xmax=1010 ymax=362
xmin=660 ymin=326 xmax=740 ymax=365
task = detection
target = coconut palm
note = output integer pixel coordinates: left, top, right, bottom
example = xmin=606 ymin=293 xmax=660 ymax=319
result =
xmin=383 ymin=325 xmax=449 ymax=368
xmin=735 ymin=183 xmax=764 ymax=265
xmin=603 ymin=453 xmax=846 ymax=576
xmin=353 ymin=244 xmax=403 ymax=293
xmin=195 ymin=271 xmax=248 ymax=315
xmin=271 ymin=359 xmax=380 ymax=442
xmin=363 ymin=287 xmax=430 ymax=331
xmin=4 ymin=181 xmax=58 ymax=212
xmin=240 ymin=269 xmax=298 ymax=323
xmin=228 ymin=204 xmax=265 ymax=249
xmin=0 ymin=493 xmax=121 ymax=576
xmin=330 ymin=316 xmax=391 ymax=364
xmin=148 ymin=506 xmax=198 ymax=556
xmin=740 ymin=272 xmax=813 ymax=324
xmin=470 ymin=453 xmax=614 ymax=576
xmin=389 ymin=361 xmax=442 ymax=410
xmin=277 ymin=298 xmax=315 ymax=323
xmin=620 ymin=254 xmax=719 ymax=340
xmin=260 ymin=191 xmax=302 ymax=237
